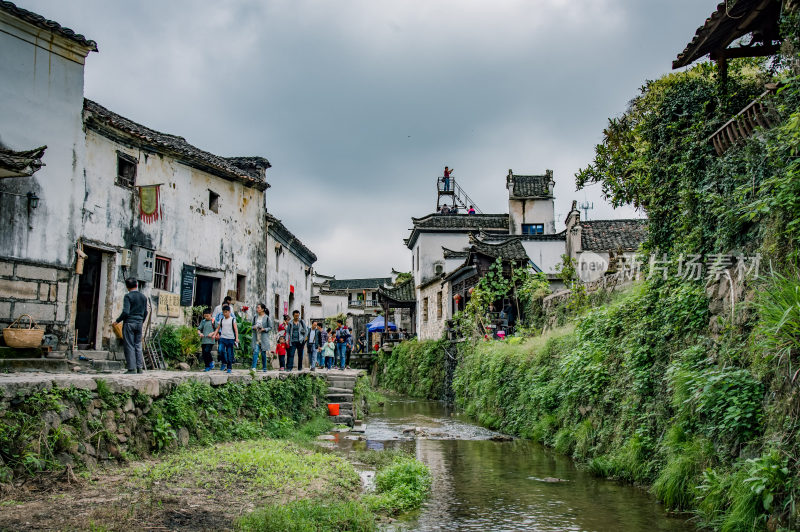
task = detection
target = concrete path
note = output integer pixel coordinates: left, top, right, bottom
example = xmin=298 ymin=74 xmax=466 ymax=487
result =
xmin=0 ymin=368 xmax=364 ymax=399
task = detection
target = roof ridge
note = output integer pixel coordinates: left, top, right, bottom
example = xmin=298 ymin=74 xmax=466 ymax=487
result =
xmin=0 ymin=1 xmax=98 ymax=51
xmin=83 ymin=99 xmax=270 ymax=188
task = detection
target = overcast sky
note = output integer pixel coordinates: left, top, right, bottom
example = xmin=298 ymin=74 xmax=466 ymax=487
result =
xmin=25 ymin=0 xmax=714 ymax=277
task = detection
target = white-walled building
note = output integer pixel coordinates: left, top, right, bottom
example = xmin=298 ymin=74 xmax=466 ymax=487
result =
xmin=265 ymin=213 xmax=316 ymax=322
xmin=407 ymin=170 xmax=647 ymax=340
xmin=1 ymin=3 xmax=97 ymax=347
xmin=0 ymin=3 xmax=317 ymax=355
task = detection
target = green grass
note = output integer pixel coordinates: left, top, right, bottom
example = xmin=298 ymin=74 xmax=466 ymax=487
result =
xmin=138 ymin=438 xmax=361 ymax=498
xmin=237 ymin=500 xmax=376 ymax=531
xmin=363 ymin=456 xmax=433 ymax=515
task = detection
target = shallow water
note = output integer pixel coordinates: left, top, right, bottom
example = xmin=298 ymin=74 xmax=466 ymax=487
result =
xmin=332 ymin=396 xmax=692 ymax=532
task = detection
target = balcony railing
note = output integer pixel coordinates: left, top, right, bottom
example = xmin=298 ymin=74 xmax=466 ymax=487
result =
xmin=348 ymin=299 xmax=379 ymax=309
xmin=709 ymin=88 xmax=779 ymax=156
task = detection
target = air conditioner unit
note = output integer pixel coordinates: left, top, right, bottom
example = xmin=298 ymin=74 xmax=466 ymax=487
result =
xmin=120 ymin=249 xmax=132 ymax=267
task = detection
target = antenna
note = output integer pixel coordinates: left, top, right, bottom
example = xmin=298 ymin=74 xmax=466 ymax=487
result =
xmin=578 ymin=200 xmax=594 ymax=221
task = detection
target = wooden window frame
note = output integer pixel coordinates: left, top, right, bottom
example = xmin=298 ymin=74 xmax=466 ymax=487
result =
xmin=153 ymin=255 xmax=171 ymax=291
xmin=116 ymin=151 xmax=137 ymax=188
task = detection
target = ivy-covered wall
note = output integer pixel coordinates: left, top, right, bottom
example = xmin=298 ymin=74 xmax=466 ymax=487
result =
xmin=0 ymin=373 xmax=327 ymax=483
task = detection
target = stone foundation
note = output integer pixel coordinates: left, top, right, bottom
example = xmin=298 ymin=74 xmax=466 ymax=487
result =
xmin=0 ymin=258 xmax=72 ymax=348
xmin=0 ymin=369 xmax=363 ymax=483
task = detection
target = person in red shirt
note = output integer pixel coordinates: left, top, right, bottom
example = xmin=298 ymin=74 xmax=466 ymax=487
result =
xmin=442 ymin=166 xmax=453 ymax=191
xmin=275 ymin=336 xmax=287 ymax=371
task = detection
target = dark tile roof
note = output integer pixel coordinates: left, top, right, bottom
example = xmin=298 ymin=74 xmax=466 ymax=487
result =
xmin=328 ymin=278 xmax=392 ymax=290
xmin=470 ymin=237 xmax=529 ymax=262
xmin=581 ymin=219 xmax=647 ymax=252
xmin=406 ymin=214 xmax=509 ymax=249
xmin=673 ymin=0 xmax=781 ymax=69
xmin=224 ymin=157 xmax=272 ymax=182
xmin=411 ymin=213 xmax=509 ymax=230
xmin=266 ymin=212 xmax=317 ymax=266
xmin=83 ymin=99 xmax=270 ymax=191
xmin=0 ymin=1 xmax=98 ymax=51
xmin=511 ymin=174 xmax=551 ymax=198
xmin=442 ymin=247 xmax=469 ymax=259
xmin=378 ymin=279 xmax=415 ymax=304
xmin=0 ymin=145 xmax=46 ymax=178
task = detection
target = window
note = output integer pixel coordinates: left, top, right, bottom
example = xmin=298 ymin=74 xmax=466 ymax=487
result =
xmin=208 ymin=190 xmax=219 ymax=213
xmin=274 ymin=294 xmax=280 ymax=318
xmin=236 ymin=274 xmax=246 ymax=302
xmin=434 ymin=263 xmax=444 ymax=275
xmin=522 ymin=223 xmax=544 ymax=235
xmin=301 ymin=305 xmax=305 ymax=320
xmin=423 ymin=297 xmax=429 ymax=322
xmin=275 ymin=248 xmax=280 ymax=272
xmin=436 ymin=291 xmax=442 ymax=319
xmin=116 ymin=152 xmax=137 ymax=187
xmin=153 ymin=256 xmax=170 ymax=290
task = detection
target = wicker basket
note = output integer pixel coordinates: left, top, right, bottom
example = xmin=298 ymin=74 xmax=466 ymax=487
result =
xmin=112 ymin=321 xmax=123 ymax=339
xmin=3 ymin=314 xmax=44 ymax=348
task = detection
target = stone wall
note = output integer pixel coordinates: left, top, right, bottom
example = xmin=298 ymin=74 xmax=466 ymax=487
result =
xmin=418 ymin=279 xmax=449 ymax=340
xmin=0 ymin=258 xmax=72 ymax=347
xmin=0 ymin=371 xmax=327 ymax=483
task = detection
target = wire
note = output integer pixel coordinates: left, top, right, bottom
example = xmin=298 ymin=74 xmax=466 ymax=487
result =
xmin=725 ymin=0 xmax=745 ymax=19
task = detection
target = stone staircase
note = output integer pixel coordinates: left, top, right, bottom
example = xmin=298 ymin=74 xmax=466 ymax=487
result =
xmin=325 ymin=371 xmax=359 ymax=427
xmin=0 ymin=347 xmax=124 ymax=373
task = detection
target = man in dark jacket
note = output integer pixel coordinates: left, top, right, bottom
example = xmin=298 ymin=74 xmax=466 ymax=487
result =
xmin=115 ymin=277 xmax=149 ymax=374
xmin=285 ymin=310 xmax=307 ymax=371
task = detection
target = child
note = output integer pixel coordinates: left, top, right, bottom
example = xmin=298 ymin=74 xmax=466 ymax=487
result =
xmin=213 ymin=305 xmax=239 ymax=374
xmin=197 ymin=308 xmax=216 ymax=371
xmin=275 ymin=336 xmax=287 ymax=371
xmin=322 ymin=336 xmax=336 ymax=370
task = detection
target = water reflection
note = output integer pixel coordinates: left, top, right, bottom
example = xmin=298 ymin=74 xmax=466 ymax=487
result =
xmin=334 ymin=398 xmax=691 ymax=532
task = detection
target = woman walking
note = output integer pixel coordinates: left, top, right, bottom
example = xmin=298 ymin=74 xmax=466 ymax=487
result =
xmin=251 ymin=304 xmax=272 ymax=372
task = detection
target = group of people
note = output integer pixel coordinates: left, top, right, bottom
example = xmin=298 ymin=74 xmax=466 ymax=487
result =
xmin=197 ymin=295 xmax=354 ymax=373
xmin=438 ymin=166 xmax=476 ymax=215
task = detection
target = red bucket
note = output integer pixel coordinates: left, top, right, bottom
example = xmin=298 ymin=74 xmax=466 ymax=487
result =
xmin=327 ymin=403 xmax=340 ymax=416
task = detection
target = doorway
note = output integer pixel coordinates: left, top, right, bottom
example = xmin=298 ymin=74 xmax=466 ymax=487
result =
xmin=75 ymin=247 xmax=103 ymax=348
xmin=193 ymin=274 xmax=220 ymax=311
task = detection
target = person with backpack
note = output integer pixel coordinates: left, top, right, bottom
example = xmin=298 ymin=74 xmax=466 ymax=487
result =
xmin=213 ymin=305 xmax=238 ymax=374
xmin=306 ymin=321 xmax=324 ymax=371
xmin=197 ymin=308 xmax=216 ymax=371
xmin=212 ymin=296 xmax=233 ymax=325
xmin=251 ymin=304 xmax=272 ymax=372
xmin=334 ymin=320 xmax=350 ymax=370
xmin=285 ymin=310 xmax=307 ymax=371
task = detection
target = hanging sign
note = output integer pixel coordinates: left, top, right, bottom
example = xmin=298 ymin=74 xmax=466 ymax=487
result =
xmin=138 ymin=185 xmax=162 ymax=223
xmin=180 ymin=265 xmax=195 ymax=307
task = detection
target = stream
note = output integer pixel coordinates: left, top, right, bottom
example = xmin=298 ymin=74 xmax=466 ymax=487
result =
xmin=327 ymin=395 xmax=692 ymax=531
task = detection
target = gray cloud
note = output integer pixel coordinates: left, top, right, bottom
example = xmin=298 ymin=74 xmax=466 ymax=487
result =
xmin=23 ymin=0 xmax=715 ymax=276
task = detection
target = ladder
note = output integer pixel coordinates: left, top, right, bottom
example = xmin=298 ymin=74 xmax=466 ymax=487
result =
xmin=142 ymin=319 xmax=167 ymax=370
xmin=436 ymin=177 xmax=483 ymax=214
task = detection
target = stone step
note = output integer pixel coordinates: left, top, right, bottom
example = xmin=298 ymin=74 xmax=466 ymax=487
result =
xmin=328 ymin=414 xmax=354 ymax=426
xmin=326 ymin=387 xmax=354 ymax=394
xmin=88 ymin=360 xmax=125 ymax=373
xmin=0 ymin=347 xmax=47 ymax=360
xmin=326 ymin=379 xmax=357 ymax=387
xmin=327 ymin=401 xmax=353 ymax=410
xmin=327 ymin=393 xmax=354 ymax=403
xmin=0 ymin=358 xmax=75 ymax=373
xmin=74 ymin=350 xmax=112 ymax=361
